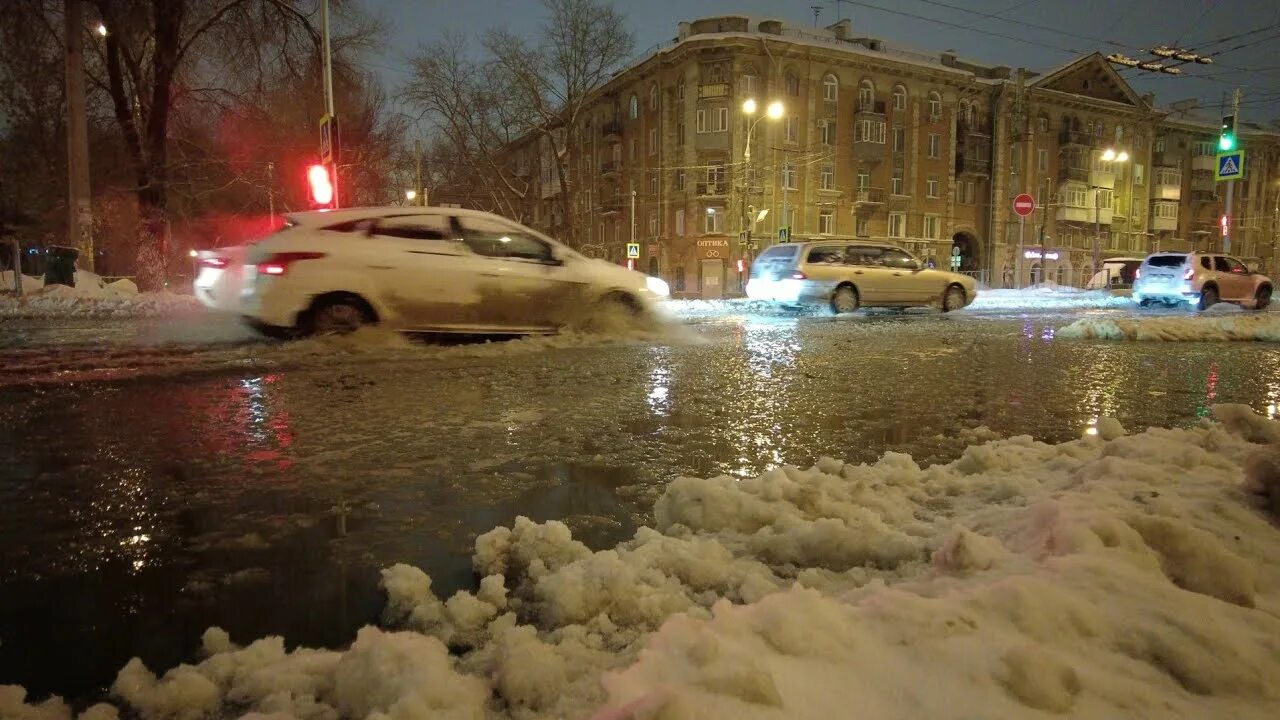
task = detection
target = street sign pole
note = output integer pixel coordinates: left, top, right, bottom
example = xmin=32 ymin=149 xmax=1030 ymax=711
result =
xmin=1012 ymin=194 xmax=1035 ymax=289
xmin=1018 ymin=216 xmax=1025 ymax=288
xmin=1224 ymin=89 xmax=1240 ymax=254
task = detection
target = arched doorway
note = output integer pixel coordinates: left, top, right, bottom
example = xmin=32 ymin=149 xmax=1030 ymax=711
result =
xmin=951 ymin=231 xmax=980 ymax=273
xmin=647 ymin=256 xmax=659 ymax=277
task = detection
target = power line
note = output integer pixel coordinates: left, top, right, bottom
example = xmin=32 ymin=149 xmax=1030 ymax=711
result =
xmin=1172 ymin=0 xmax=1220 ymax=46
xmin=841 ymin=0 xmax=1086 ymax=56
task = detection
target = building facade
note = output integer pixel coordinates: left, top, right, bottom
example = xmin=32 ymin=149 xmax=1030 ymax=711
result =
xmin=500 ymin=15 xmax=1280 ymax=297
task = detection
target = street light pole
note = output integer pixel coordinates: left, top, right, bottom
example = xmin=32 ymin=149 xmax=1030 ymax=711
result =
xmin=320 ymin=0 xmax=339 ymax=208
xmin=64 ymin=0 xmax=94 ymax=271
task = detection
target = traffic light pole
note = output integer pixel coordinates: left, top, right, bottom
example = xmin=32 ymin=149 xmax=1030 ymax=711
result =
xmin=1222 ymin=89 xmax=1240 ymax=255
xmin=321 ymin=0 xmax=339 ymax=208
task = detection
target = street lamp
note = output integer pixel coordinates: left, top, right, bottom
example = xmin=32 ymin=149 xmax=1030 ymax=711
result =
xmin=741 ymin=98 xmax=785 ymax=163
xmin=739 ymin=99 xmax=785 ymax=289
xmin=95 ymin=23 xmax=107 ymax=37
xmin=1093 ymin=147 xmax=1129 ymax=271
xmin=404 ymin=189 xmax=417 ymax=204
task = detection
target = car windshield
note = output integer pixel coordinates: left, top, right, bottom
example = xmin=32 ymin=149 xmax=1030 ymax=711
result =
xmin=1146 ymin=255 xmax=1186 ymax=268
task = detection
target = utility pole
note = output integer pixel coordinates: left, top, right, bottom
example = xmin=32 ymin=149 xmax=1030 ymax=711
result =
xmin=64 ymin=0 xmax=93 ymax=271
xmin=1222 ymin=88 xmax=1240 ymax=255
xmin=320 ymin=0 xmax=339 ymax=209
xmin=267 ymin=161 xmax=275 ymax=230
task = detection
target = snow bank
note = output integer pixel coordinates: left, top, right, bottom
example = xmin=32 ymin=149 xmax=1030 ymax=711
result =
xmin=1059 ymin=313 xmax=1280 ymax=342
xmin=0 ymin=282 xmax=200 ymax=319
xmin=8 ymin=406 xmax=1280 ymax=719
xmin=966 ymin=287 xmax=1132 ymax=312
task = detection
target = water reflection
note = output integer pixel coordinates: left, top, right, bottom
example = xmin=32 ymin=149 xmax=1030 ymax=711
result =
xmin=646 ymin=347 xmax=671 ymax=416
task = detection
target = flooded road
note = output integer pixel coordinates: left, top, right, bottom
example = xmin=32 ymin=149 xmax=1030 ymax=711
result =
xmin=3 ymin=307 xmax=1279 ymax=700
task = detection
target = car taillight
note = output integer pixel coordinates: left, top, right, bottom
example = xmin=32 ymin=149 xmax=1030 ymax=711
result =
xmin=256 ymin=252 xmax=326 ymax=277
xmin=1183 ymin=267 xmax=1194 ymax=281
xmin=199 ymin=256 xmax=229 ymax=269
xmin=790 ymin=272 xmax=808 ymax=280
xmin=1134 ymin=268 xmax=1140 ymax=279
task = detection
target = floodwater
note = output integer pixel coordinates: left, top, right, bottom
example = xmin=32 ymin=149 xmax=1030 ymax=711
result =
xmin=2 ymin=307 xmax=1279 ymax=701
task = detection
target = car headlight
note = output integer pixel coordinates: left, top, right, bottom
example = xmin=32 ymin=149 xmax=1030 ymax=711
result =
xmin=645 ymin=276 xmax=670 ymax=297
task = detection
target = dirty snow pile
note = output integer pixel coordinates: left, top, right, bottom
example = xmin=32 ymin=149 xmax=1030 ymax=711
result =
xmin=8 ymin=406 xmax=1280 ymax=720
xmin=0 ymin=271 xmax=200 ymax=319
xmin=1060 ymin=313 xmax=1280 ymax=342
xmin=966 ymin=287 xmax=1133 ymax=312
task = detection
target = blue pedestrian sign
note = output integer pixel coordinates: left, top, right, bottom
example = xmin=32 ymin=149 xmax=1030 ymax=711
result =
xmin=1216 ymin=150 xmax=1245 ymax=181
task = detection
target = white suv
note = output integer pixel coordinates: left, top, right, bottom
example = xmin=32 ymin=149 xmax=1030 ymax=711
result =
xmin=1132 ymin=252 xmax=1272 ymax=310
xmin=196 ymin=207 xmax=669 ymax=336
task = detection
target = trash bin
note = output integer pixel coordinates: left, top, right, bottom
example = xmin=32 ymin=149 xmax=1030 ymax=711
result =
xmin=43 ymin=245 xmax=79 ymax=287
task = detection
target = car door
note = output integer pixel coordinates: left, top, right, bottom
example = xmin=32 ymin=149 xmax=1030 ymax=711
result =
xmin=878 ymin=247 xmax=936 ymax=302
xmin=454 ymin=216 xmax=587 ymax=330
xmin=842 ymin=245 xmax=896 ymax=303
xmin=800 ymin=244 xmax=849 ymax=297
xmin=1217 ymin=256 xmax=1252 ymax=301
xmin=366 ymin=214 xmax=482 ymax=330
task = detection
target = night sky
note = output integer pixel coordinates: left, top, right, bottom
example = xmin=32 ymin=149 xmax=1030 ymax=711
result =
xmin=363 ymin=0 xmax=1280 ymax=122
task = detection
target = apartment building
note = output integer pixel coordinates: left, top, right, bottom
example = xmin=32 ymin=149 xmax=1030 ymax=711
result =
xmin=500 ymin=15 xmax=1280 ymax=296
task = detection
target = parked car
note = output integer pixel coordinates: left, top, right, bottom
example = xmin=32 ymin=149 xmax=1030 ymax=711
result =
xmin=196 ymin=206 xmax=669 ymax=336
xmin=1132 ymin=252 xmax=1272 ymax=310
xmin=1086 ymin=257 xmax=1143 ymax=293
xmin=194 ymin=245 xmax=252 ymax=313
xmin=745 ymin=241 xmax=977 ymax=313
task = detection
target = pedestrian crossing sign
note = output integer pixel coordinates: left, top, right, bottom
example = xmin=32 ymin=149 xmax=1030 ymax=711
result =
xmin=1216 ymin=150 xmax=1245 ymax=181
xmin=626 ymin=242 xmax=640 ymax=258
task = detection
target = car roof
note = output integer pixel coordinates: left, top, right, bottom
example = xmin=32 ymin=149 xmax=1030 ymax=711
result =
xmin=283 ymin=206 xmax=507 ymax=228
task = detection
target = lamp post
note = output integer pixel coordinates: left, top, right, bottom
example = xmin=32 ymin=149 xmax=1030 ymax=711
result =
xmin=739 ymin=99 xmax=783 ymax=287
xmin=1093 ymin=148 xmax=1128 ymax=272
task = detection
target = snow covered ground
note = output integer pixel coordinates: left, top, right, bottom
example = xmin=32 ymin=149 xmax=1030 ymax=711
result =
xmin=1060 ymin=312 xmax=1280 ymax=342
xmin=0 ymin=271 xmax=200 ymax=319
xmin=6 ymin=405 xmax=1280 ymax=719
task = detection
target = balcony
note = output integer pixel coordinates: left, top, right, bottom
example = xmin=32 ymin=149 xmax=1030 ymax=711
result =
xmin=599 ymin=160 xmax=620 ymax=178
xmin=853 ymin=187 xmax=885 ymax=205
xmin=1089 ymin=168 xmax=1115 ymax=190
xmin=1056 ymin=204 xmax=1092 ymax=223
xmin=601 ymin=121 xmax=622 ymax=142
xmin=956 ymin=154 xmax=990 ymax=176
xmin=1190 ymin=170 xmax=1215 ymax=193
xmin=1058 ymin=166 xmax=1088 ymax=183
xmin=1151 ymin=203 xmax=1179 ymax=231
xmin=856 ymin=100 xmax=887 ymax=116
xmin=1190 ymin=189 xmax=1217 ymax=203
xmin=1152 ymin=168 xmax=1182 ymax=200
xmin=698 ymin=83 xmax=730 ymax=100
xmin=852 ymin=141 xmax=885 ymax=161
xmin=1191 ymin=154 xmax=1216 ymax=172
xmin=1059 ymin=129 xmax=1094 ymax=147
xmin=696 ymin=181 xmax=728 ymax=197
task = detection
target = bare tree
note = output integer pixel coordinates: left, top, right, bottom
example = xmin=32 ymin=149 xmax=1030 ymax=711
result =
xmin=483 ymin=0 xmax=633 ymax=246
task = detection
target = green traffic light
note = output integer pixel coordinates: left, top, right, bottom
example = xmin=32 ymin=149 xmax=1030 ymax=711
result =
xmin=1219 ymin=134 xmax=1235 ymax=151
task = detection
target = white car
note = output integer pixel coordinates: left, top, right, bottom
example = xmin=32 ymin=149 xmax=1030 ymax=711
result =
xmin=194 ymin=207 xmax=669 ymax=336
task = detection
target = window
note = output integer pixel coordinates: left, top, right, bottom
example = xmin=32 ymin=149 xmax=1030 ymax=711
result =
xmin=1193 ymin=141 xmax=1215 ymax=157
xmin=893 ymin=126 xmax=905 ymax=152
xmin=629 ymin=94 xmax=639 ymax=120
xmin=459 ymin=220 xmax=553 ymax=262
xmin=958 ymin=100 xmax=970 ymax=126
xmin=675 ymin=209 xmax=685 ymax=236
xmin=1153 ymin=202 xmax=1177 ymax=220
xmin=820 ymin=120 xmax=834 ymax=146
xmin=880 ymin=248 xmax=915 ymax=268
xmin=648 ymin=171 xmax=658 ymax=194
xmin=1133 ymin=163 xmax=1145 ymax=184
xmin=1154 ymin=136 xmax=1165 ymax=153
xmin=892 ymin=85 xmax=907 ymax=111
xmin=888 ymin=212 xmax=907 ymax=238
xmin=1062 ymin=187 xmax=1087 ymax=207
xmin=677 ymin=122 xmax=685 ymax=147
xmin=928 ymin=133 xmax=941 ymax=158
xmin=1039 ymin=178 xmax=1051 ymax=204
xmin=707 ymin=65 xmax=726 ymax=84
xmin=648 ymin=210 xmax=658 ymax=236
xmin=1094 ymin=121 xmax=1104 ymax=138
xmin=649 ymin=83 xmax=658 ymax=110
xmin=923 ymin=215 xmax=941 ymax=239
xmin=785 ymin=72 xmax=800 ymax=95
xmin=696 ymin=107 xmax=729 ymax=133
xmin=676 ymin=170 xmax=686 ymax=190
xmin=707 ymin=162 xmax=725 ymax=185
xmin=782 ymin=163 xmax=797 ymax=189
xmin=821 ymin=165 xmax=834 ymax=189
xmin=857 ymin=171 xmax=870 ymax=189
xmin=858 ymin=80 xmax=874 ymax=110
xmin=928 ymin=91 xmax=942 ymax=120
xmin=1037 ymin=114 xmax=1049 ymax=133
xmin=740 ymin=73 xmax=759 ymax=96
xmin=960 ymin=180 xmax=975 ymax=204
xmin=819 ymin=211 xmax=834 ymax=235
xmin=370 ymin=215 xmax=447 ymax=240
xmin=1095 ymin=188 xmax=1112 ymax=210
xmin=823 ymin=73 xmax=838 ymax=101
xmin=856 ymin=217 xmax=870 ymax=237
xmin=628 ymin=138 xmax=636 ymax=160
xmin=891 ymin=168 xmax=904 ymax=195
xmin=704 ymin=207 xmax=723 ymax=233
xmin=1037 ymin=148 xmax=1048 ymax=172
xmin=677 ymin=83 xmax=685 ymax=101
xmin=649 ymin=128 xmax=658 ymax=155
xmin=926 ymin=176 xmax=939 ymax=198
xmin=855 ymin=119 xmax=886 ymax=143
xmin=785 ymin=116 xmax=799 ymax=143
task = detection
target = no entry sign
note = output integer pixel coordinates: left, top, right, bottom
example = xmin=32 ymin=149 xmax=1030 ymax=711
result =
xmin=1013 ymin=193 xmax=1036 ymax=217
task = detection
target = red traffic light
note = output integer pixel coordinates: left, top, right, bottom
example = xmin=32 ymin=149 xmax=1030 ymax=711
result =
xmin=307 ymin=164 xmax=334 ymax=207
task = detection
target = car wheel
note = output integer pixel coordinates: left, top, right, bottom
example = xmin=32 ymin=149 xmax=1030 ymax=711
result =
xmin=830 ymin=285 xmax=859 ymax=314
xmin=307 ymin=297 xmax=372 ymax=335
xmin=941 ymin=285 xmax=966 ymax=312
xmin=1138 ymin=299 xmax=1154 ymax=307
xmin=1256 ymin=285 xmax=1272 ymax=311
xmin=1198 ymin=285 xmax=1219 ymax=311
xmin=600 ymin=291 xmax=642 ymax=316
